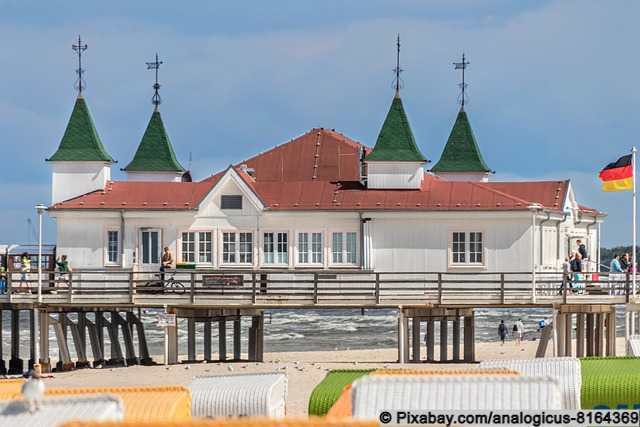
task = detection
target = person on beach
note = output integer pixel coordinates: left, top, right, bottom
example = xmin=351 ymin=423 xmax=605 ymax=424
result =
xmin=18 ymin=252 xmax=31 ymax=294
xmin=498 ymin=320 xmax=508 ymax=345
xmin=538 ymin=317 xmax=548 ymax=332
xmin=513 ymin=318 xmax=525 ymax=346
xmin=55 ymin=255 xmax=70 ymax=293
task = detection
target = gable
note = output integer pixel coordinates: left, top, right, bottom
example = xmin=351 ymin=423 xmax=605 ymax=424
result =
xmin=197 ymin=167 xmax=265 ymax=217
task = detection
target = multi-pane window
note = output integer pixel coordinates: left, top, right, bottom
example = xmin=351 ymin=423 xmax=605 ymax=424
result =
xmin=452 ymin=231 xmax=483 ymax=264
xmin=264 ymin=232 xmax=288 ymax=264
xmin=298 ymin=232 xmax=323 ymax=264
xmin=332 ymin=231 xmax=357 ymax=264
xmin=107 ymin=230 xmax=119 ymax=264
xmin=182 ymin=232 xmax=195 ymax=262
xmin=238 ymin=232 xmax=253 ymax=263
xmin=181 ymin=231 xmax=212 ymax=263
xmin=222 ymin=232 xmax=253 ymax=264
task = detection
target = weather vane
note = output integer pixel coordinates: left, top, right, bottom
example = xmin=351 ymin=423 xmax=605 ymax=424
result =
xmin=146 ymin=53 xmax=163 ymax=106
xmin=392 ymin=34 xmax=404 ymax=92
xmin=454 ymin=53 xmax=470 ymax=106
xmin=72 ymin=35 xmax=87 ymax=93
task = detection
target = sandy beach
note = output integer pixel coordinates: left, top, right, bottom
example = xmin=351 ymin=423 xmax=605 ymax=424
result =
xmin=36 ymin=336 xmax=611 ymax=417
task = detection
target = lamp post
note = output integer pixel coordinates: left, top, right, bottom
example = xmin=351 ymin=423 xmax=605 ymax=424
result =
xmin=34 ymin=203 xmax=46 ymax=372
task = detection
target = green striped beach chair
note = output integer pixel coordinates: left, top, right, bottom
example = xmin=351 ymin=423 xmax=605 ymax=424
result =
xmin=580 ymin=356 xmax=640 ymax=410
xmin=308 ymin=369 xmax=374 ymax=416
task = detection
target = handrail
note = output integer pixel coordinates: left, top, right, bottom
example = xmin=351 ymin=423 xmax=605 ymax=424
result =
xmin=0 ymin=268 xmax=633 ymax=308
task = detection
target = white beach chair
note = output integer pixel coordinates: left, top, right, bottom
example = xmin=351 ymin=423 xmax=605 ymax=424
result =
xmin=350 ymin=374 xmax=562 ymax=419
xmin=628 ymin=335 xmax=640 ymax=356
xmin=0 ymin=393 xmax=124 ymax=427
xmin=478 ymin=357 xmax=581 ymax=409
xmin=189 ymin=371 xmax=288 ymax=419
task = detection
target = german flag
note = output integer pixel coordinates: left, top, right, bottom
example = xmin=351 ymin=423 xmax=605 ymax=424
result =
xmin=599 ymin=154 xmax=633 ymax=192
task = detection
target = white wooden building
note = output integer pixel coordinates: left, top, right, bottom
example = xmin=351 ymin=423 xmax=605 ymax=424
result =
xmin=46 ymin=84 xmax=603 ymax=275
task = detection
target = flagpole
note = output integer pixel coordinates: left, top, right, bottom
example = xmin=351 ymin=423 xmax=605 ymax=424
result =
xmin=633 ymin=147 xmax=637 ymax=303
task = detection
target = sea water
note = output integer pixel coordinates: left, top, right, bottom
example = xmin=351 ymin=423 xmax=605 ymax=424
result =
xmin=0 ymin=306 xmax=628 ymax=361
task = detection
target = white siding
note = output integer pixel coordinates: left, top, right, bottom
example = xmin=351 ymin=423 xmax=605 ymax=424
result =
xmin=51 ymin=162 xmax=111 ymax=205
xmin=126 ymin=171 xmax=183 ymax=182
xmin=432 ymin=171 xmax=489 ymax=182
xmin=366 ymin=163 xmax=424 ymax=189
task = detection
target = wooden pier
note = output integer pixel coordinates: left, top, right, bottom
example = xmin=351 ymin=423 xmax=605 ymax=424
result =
xmin=0 ymin=269 xmax=637 ymax=373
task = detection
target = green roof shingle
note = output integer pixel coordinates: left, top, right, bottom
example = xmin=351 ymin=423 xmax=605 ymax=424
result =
xmin=430 ymin=107 xmax=491 ymax=173
xmin=123 ymin=108 xmax=185 ymax=172
xmin=365 ymin=93 xmax=427 ymax=162
xmin=47 ymin=93 xmax=114 ymax=162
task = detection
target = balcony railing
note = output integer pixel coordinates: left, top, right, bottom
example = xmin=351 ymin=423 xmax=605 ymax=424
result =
xmin=0 ymin=269 xmax=634 ymax=307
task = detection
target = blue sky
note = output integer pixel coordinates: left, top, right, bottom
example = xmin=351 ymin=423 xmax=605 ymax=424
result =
xmin=0 ymin=0 xmax=638 ymax=248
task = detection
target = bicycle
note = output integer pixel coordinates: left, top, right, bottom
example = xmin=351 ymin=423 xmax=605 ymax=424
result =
xmin=143 ymin=272 xmax=185 ymax=295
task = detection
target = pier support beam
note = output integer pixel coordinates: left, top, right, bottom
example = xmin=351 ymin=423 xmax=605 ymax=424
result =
xmin=411 ymin=319 xmax=421 ymax=363
xmin=233 ymin=319 xmax=242 ymax=360
xmin=403 ymin=307 xmax=474 ymax=364
xmin=9 ymin=309 xmax=23 ymax=374
xmin=204 ymin=321 xmax=212 ymax=361
xmin=554 ymin=304 xmax=617 ymax=359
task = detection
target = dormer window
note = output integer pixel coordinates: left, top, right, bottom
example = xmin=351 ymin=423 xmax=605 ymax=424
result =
xmin=221 ymin=195 xmax=242 ymax=210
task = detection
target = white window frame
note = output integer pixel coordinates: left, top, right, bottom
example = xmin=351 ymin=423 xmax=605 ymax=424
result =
xmin=220 ymin=230 xmax=254 ymax=266
xmin=296 ymin=231 xmax=324 ymax=266
xmin=105 ymin=228 xmax=121 ymax=266
xmin=180 ymin=230 xmax=213 ymax=265
xmin=263 ymin=231 xmax=289 ymax=266
xmin=449 ymin=229 xmax=486 ymax=269
xmin=330 ymin=230 xmax=358 ymax=266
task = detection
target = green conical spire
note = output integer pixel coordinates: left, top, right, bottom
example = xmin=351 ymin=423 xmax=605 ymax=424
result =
xmin=365 ymin=93 xmax=427 ymax=162
xmin=430 ymin=107 xmax=491 ymax=173
xmin=123 ymin=108 xmax=185 ymax=172
xmin=47 ymin=93 xmax=114 ymax=162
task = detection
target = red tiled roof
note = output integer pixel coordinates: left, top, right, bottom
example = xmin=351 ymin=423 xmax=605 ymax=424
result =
xmin=253 ymin=178 xmax=568 ymax=211
xmin=51 ymin=128 xmax=596 ymax=214
xmin=237 ymin=128 xmax=367 ymax=182
xmin=50 ymin=180 xmax=214 ymax=210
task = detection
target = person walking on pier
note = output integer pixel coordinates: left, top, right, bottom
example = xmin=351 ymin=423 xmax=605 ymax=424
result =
xmin=577 ymin=239 xmax=588 ymax=262
xmin=18 ymin=252 xmax=31 ymax=294
xmin=498 ymin=320 xmax=508 ymax=345
xmin=620 ymin=253 xmax=630 ymax=271
xmin=55 ymin=255 xmax=70 ymax=293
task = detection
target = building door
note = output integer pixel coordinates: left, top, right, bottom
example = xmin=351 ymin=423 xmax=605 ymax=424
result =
xmin=140 ymin=229 xmax=162 ymax=270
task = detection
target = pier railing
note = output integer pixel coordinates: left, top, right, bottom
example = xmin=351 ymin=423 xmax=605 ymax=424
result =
xmin=0 ymin=269 xmax=633 ymax=307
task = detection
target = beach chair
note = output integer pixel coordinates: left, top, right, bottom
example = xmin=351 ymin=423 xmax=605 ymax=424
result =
xmin=627 ymin=335 xmax=640 ymax=356
xmin=308 ymin=369 xmax=374 ymax=416
xmin=58 ymin=417 xmax=381 ymax=427
xmin=326 ymin=369 xmax=520 ymax=419
xmin=0 ymin=393 xmax=124 ymax=427
xmin=580 ymin=356 xmax=640 ymax=410
xmin=350 ymin=374 xmax=562 ymax=419
xmin=45 ymin=385 xmax=191 ymax=422
xmin=478 ymin=357 xmax=581 ymax=409
xmin=0 ymin=379 xmax=25 ymax=401
xmin=189 ymin=372 xmax=287 ymax=419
